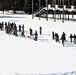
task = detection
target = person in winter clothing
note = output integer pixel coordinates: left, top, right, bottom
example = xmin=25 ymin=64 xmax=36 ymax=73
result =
xmin=74 ymin=34 xmax=76 ymax=44
xmin=39 ymin=26 xmax=42 ymax=35
xmin=19 ymin=25 xmax=21 ymax=32
xmin=55 ymin=33 xmax=59 ymax=42
xmin=61 ymin=32 xmax=66 ymax=46
xmin=21 ymin=25 xmax=25 ymax=37
xmin=0 ymin=22 xmax=4 ymax=31
xmin=52 ymin=31 xmax=54 ymax=40
xmin=69 ymin=34 xmax=73 ymax=43
xmin=34 ymin=30 xmax=38 ymax=41
xmin=15 ymin=26 xmax=18 ymax=36
xmin=29 ymin=28 xmax=33 ymax=36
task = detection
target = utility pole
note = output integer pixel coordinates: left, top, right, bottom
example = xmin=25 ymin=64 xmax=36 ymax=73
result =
xmin=68 ymin=0 xmax=69 ymax=21
xmin=39 ymin=0 xmax=41 ymax=20
xmin=72 ymin=0 xmax=74 ymax=19
xmin=52 ymin=0 xmax=54 ymax=19
xmin=64 ymin=0 xmax=66 ymax=17
xmin=58 ymin=0 xmax=59 ymax=17
xmin=32 ymin=0 xmax=34 ymax=19
xmin=62 ymin=0 xmax=64 ymax=23
xmin=46 ymin=0 xmax=48 ymax=21
xmin=54 ymin=0 xmax=56 ymax=22
xmin=60 ymin=0 xmax=61 ymax=20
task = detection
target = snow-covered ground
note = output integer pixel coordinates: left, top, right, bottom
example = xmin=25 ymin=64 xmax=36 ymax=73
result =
xmin=0 ymin=14 xmax=76 ymax=75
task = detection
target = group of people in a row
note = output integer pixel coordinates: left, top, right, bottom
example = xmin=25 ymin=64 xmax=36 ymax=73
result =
xmin=0 ymin=21 xmax=42 ymax=41
xmin=52 ymin=31 xmax=76 ymax=46
xmin=0 ymin=21 xmax=76 ymax=45
xmin=29 ymin=26 xmax=42 ymax=41
xmin=0 ymin=21 xmax=25 ymax=37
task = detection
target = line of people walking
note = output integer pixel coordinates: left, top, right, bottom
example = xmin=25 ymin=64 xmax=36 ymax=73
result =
xmin=0 ymin=21 xmax=42 ymax=41
xmin=1 ymin=21 xmax=76 ymax=46
xmin=52 ymin=31 xmax=76 ymax=46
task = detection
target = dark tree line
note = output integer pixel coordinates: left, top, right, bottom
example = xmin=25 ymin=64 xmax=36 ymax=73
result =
xmin=0 ymin=0 xmax=76 ymax=14
xmin=24 ymin=0 xmax=45 ymax=13
xmin=49 ymin=0 xmax=76 ymax=6
xmin=0 ymin=0 xmax=45 ymax=14
xmin=0 ymin=0 xmax=25 ymax=11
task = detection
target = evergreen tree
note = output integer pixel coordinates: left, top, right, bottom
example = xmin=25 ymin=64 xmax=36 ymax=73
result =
xmin=24 ymin=0 xmax=32 ymax=13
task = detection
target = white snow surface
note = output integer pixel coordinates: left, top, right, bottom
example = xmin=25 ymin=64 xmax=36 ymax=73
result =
xmin=0 ymin=14 xmax=76 ymax=75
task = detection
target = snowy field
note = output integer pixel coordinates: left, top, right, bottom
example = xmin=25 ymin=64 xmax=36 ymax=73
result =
xmin=0 ymin=14 xmax=76 ymax=75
